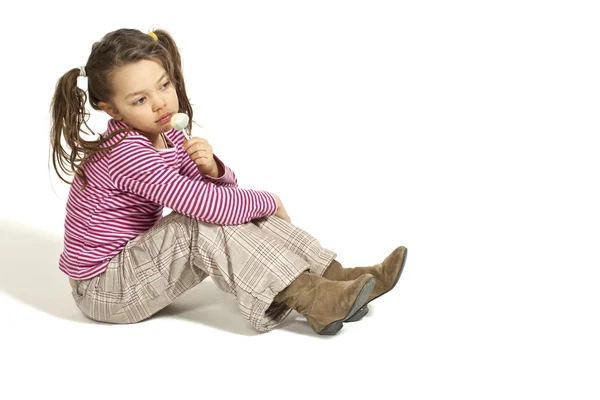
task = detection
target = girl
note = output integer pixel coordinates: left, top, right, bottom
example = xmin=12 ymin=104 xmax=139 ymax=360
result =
xmin=49 ymin=28 xmax=407 ymax=335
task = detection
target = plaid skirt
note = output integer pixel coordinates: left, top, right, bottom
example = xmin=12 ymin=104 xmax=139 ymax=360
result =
xmin=70 ymin=213 xmax=337 ymax=332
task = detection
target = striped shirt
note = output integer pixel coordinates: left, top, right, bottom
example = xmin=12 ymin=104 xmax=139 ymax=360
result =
xmin=60 ymin=119 xmax=277 ymax=280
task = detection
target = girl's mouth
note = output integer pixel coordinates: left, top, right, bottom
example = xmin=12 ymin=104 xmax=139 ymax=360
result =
xmin=156 ymin=113 xmax=173 ymax=124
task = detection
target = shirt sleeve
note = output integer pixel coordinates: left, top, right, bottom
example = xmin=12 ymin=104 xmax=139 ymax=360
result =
xmin=107 ymin=133 xmax=277 ymax=225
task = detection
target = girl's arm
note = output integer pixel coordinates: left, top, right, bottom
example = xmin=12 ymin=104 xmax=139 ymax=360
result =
xmin=107 ymin=134 xmax=276 ymax=225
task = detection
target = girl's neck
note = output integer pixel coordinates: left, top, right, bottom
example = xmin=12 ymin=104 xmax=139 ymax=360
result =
xmin=153 ymin=132 xmax=169 ymax=149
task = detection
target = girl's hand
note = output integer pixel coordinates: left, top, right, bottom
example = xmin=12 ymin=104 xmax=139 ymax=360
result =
xmin=277 ymin=207 xmax=292 ymax=224
xmin=183 ymin=137 xmax=218 ymax=176
xmin=270 ymin=193 xmax=292 ymax=224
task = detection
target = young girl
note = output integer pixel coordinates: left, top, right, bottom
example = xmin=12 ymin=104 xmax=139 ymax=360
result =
xmin=49 ymin=28 xmax=407 ymax=335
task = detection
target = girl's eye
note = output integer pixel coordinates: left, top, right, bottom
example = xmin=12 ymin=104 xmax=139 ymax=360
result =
xmin=132 ymin=82 xmax=170 ymax=105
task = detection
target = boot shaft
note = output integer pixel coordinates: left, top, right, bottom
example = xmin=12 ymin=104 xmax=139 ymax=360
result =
xmin=273 ymin=271 xmax=317 ymax=315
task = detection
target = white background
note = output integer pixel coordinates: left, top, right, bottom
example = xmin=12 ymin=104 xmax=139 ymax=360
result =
xmin=1 ymin=0 xmax=598 ymax=399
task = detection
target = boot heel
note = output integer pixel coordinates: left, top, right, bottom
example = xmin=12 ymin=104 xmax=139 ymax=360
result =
xmin=312 ymin=319 xmax=344 ymax=335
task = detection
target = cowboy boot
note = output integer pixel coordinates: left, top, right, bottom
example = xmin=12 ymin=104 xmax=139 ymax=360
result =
xmin=323 ymin=246 xmax=407 ymax=322
xmin=273 ymin=271 xmax=375 ymax=335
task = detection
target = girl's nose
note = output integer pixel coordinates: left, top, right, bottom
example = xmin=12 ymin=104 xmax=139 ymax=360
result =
xmin=153 ymin=97 xmax=168 ymax=112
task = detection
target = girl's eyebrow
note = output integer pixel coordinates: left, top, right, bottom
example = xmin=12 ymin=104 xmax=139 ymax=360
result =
xmin=126 ymin=73 xmax=168 ymax=98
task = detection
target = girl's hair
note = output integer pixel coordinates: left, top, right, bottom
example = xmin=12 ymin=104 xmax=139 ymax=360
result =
xmin=49 ymin=28 xmax=194 ymax=190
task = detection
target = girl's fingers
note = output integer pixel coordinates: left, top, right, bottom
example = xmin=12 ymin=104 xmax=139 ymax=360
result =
xmin=193 ymin=156 xmax=212 ymax=166
xmin=193 ymin=150 xmax=212 ymax=159
xmin=187 ymin=146 xmax=211 ymax=156
xmin=183 ymin=137 xmax=209 ymax=149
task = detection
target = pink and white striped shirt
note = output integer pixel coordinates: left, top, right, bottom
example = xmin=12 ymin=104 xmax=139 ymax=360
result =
xmin=60 ymin=119 xmax=277 ymax=280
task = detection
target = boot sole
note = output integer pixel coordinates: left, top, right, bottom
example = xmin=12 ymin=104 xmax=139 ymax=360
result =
xmin=345 ymin=247 xmax=407 ymax=322
xmin=316 ymin=276 xmax=376 ymax=335
xmin=347 ymin=304 xmax=369 ymax=321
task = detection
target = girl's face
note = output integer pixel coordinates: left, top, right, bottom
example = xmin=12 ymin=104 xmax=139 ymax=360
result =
xmin=98 ymin=58 xmax=179 ymax=137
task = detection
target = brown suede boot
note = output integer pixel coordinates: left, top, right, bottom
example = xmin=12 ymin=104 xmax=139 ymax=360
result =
xmin=323 ymin=246 xmax=407 ymax=322
xmin=273 ymin=271 xmax=375 ymax=335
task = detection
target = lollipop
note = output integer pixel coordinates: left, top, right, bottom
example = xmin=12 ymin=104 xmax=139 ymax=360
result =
xmin=170 ymin=113 xmax=191 ymax=138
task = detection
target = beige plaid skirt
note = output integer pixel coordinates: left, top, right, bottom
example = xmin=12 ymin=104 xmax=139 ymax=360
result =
xmin=70 ymin=213 xmax=337 ymax=332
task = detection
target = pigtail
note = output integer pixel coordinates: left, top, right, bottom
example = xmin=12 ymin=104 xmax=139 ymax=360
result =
xmin=49 ymin=68 xmax=90 ymax=187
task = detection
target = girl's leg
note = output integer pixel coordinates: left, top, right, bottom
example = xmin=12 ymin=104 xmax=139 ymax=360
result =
xmin=72 ymin=212 xmax=338 ymax=332
xmin=250 ymin=215 xmax=336 ymax=276
xmin=186 ymin=214 xmax=338 ymax=332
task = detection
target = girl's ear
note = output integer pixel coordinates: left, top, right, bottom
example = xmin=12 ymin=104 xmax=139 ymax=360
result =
xmin=98 ymin=101 xmax=122 ymax=121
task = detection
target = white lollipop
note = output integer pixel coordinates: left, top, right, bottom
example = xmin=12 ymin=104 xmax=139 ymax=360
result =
xmin=170 ymin=113 xmax=190 ymax=138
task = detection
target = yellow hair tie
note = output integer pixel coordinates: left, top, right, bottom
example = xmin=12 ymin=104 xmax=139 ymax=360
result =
xmin=147 ymin=32 xmax=158 ymax=41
